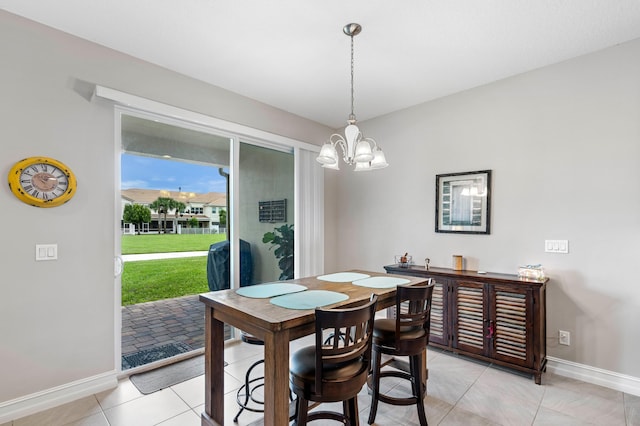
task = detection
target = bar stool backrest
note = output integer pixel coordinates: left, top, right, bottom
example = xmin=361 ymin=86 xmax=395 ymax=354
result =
xmin=313 ymin=294 xmax=378 ymax=396
xmin=392 ymin=280 xmax=434 ymax=353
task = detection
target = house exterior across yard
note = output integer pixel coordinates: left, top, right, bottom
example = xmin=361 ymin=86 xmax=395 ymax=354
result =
xmin=121 ymin=188 xmax=227 ymax=233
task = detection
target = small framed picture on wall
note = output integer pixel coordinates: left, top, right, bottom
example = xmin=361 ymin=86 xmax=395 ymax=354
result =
xmin=435 ymin=170 xmax=491 ymax=234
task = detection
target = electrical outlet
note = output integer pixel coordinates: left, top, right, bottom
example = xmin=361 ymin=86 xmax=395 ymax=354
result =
xmin=559 ymin=330 xmax=570 ymax=346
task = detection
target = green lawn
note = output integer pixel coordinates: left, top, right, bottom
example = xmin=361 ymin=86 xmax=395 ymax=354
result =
xmin=121 ymin=233 xmax=228 ymax=305
xmin=121 ymin=233 xmax=226 ymax=254
xmin=122 ymin=256 xmax=210 ymax=305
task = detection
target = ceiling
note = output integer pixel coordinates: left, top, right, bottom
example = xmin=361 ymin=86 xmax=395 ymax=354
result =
xmin=4 ymin=1 xmax=640 ymax=128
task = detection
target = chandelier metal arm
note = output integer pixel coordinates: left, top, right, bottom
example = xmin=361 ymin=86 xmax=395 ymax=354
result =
xmin=328 ymin=133 xmax=383 ymax=166
xmin=329 ymin=133 xmax=353 ymax=164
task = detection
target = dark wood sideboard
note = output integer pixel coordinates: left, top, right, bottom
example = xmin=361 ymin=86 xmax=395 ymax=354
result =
xmin=385 ymin=264 xmax=548 ymax=384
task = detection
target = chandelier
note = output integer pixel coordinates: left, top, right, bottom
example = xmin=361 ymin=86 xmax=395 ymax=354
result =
xmin=316 ymin=23 xmax=388 ymax=171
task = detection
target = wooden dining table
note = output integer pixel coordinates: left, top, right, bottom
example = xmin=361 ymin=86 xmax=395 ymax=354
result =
xmin=198 ymin=269 xmax=429 ymax=426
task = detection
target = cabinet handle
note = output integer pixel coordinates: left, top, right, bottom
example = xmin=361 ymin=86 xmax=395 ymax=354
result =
xmin=486 ymin=321 xmax=495 ymax=339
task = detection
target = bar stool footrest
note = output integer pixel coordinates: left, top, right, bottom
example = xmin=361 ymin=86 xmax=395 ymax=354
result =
xmin=234 ymin=359 xmax=265 ymax=422
xmin=368 ymin=369 xmax=426 ymax=406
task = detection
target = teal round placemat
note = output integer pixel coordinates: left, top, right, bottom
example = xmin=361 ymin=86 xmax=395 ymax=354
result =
xmin=270 ymin=290 xmax=348 ymax=310
xmin=236 ymin=283 xmax=307 ymax=298
xmin=317 ymin=272 xmax=370 ymax=282
xmin=353 ymin=276 xmax=411 ymax=288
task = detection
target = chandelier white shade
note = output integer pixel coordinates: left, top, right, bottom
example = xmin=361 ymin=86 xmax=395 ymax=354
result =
xmin=317 ymin=23 xmax=388 ymax=172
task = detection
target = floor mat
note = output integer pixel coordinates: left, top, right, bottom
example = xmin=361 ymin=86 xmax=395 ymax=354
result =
xmin=129 ymin=355 xmax=204 ymax=394
xmin=122 ymin=342 xmax=192 ymax=370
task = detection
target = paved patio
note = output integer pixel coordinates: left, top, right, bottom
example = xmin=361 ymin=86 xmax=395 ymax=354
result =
xmin=121 ymin=294 xmax=207 ymax=365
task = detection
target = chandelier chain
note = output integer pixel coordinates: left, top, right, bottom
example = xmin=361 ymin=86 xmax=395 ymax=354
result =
xmin=350 ymin=33 xmax=355 ymax=120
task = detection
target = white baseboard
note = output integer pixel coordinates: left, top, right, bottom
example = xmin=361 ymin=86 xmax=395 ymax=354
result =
xmin=547 ymin=356 xmax=640 ymax=397
xmin=0 ymin=370 xmax=118 ymax=424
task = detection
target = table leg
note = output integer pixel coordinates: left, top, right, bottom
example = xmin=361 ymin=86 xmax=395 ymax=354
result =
xmin=262 ymin=330 xmax=290 ymax=426
xmin=202 ymin=305 xmax=224 ymax=426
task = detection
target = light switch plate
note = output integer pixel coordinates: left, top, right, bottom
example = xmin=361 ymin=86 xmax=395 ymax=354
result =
xmin=36 ymin=244 xmax=58 ymax=261
xmin=545 ymin=240 xmax=569 ymax=254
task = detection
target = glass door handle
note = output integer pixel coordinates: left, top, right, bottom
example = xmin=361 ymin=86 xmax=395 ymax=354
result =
xmin=114 ymin=256 xmax=123 ymax=277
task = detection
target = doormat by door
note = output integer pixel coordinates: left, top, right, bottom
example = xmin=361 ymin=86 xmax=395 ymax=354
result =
xmin=130 ymin=354 xmax=204 ymax=394
xmin=122 ymin=342 xmax=192 ymax=370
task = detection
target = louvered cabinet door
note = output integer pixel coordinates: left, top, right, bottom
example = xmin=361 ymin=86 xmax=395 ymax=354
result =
xmin=452 ymin=280 xmax=487 ymax=356
xmin=489 ymin=285 xmax=533 ymax=368
xmin=428 ymin=279 xmax=448 ymax=346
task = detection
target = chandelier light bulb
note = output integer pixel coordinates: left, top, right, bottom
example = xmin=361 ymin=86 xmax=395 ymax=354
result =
xmin=316 ymin=143 xmax=338 ymax=165
xmin=354 ymin=140 xmax=374 ymax=163
xmin=354 ymin=161 xmax=372 ymax=172
xmin=370 ymin=148 xmax=389 ymax=169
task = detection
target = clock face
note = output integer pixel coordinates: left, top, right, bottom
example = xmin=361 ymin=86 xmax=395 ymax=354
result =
xmin=8 ymin=157 xmax=77 ymax=207
xmin=21 ymin=163 xmax=69 ymax=197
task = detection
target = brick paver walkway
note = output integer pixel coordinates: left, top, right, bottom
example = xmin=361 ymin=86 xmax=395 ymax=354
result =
xmin=121 ymin=294 xmax=205 ymax=356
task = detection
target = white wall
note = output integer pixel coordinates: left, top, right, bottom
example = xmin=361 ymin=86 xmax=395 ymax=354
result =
xmin=328 ymin=38 xmax=640 ymax=380
xmin=0 ymin=10 xmax=330 ymax=411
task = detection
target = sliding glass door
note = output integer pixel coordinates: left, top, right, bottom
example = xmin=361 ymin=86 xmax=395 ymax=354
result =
xmin=98 ymin=82 xmax=325 ymax=372
xmin=118 ymin=112 xmax=232 ymax=371
xmin=237 ymin=142 xmax=294 ymax=286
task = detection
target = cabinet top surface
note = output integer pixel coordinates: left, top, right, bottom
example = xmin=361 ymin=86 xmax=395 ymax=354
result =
xmin=384 ymin=264 xmax=548 ymax=286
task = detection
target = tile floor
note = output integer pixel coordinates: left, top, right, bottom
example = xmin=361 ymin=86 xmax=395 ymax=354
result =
xmin=4 ymin=337 xmax=640 ymax=426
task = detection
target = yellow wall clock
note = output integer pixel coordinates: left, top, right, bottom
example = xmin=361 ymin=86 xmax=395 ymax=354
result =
xmin=7 ymin=157 xmax=77 ymax=207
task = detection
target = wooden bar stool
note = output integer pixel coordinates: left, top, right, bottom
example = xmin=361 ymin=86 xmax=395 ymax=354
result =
xmin=367 ymin=280 xmax=434 ymax=426
xmin=234 ymin=331 xmax=297 ymax=422
xmin=233 ymin=332 xmax=265 ymax=422
xmin=289 ymin=295 xmax=378 ymax=426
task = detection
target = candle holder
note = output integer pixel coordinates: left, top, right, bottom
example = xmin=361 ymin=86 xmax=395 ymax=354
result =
xmin=395 ymin=255 xmax=412 ymax=268
xmin=452 ymin=255 xmax=463 ymax=270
